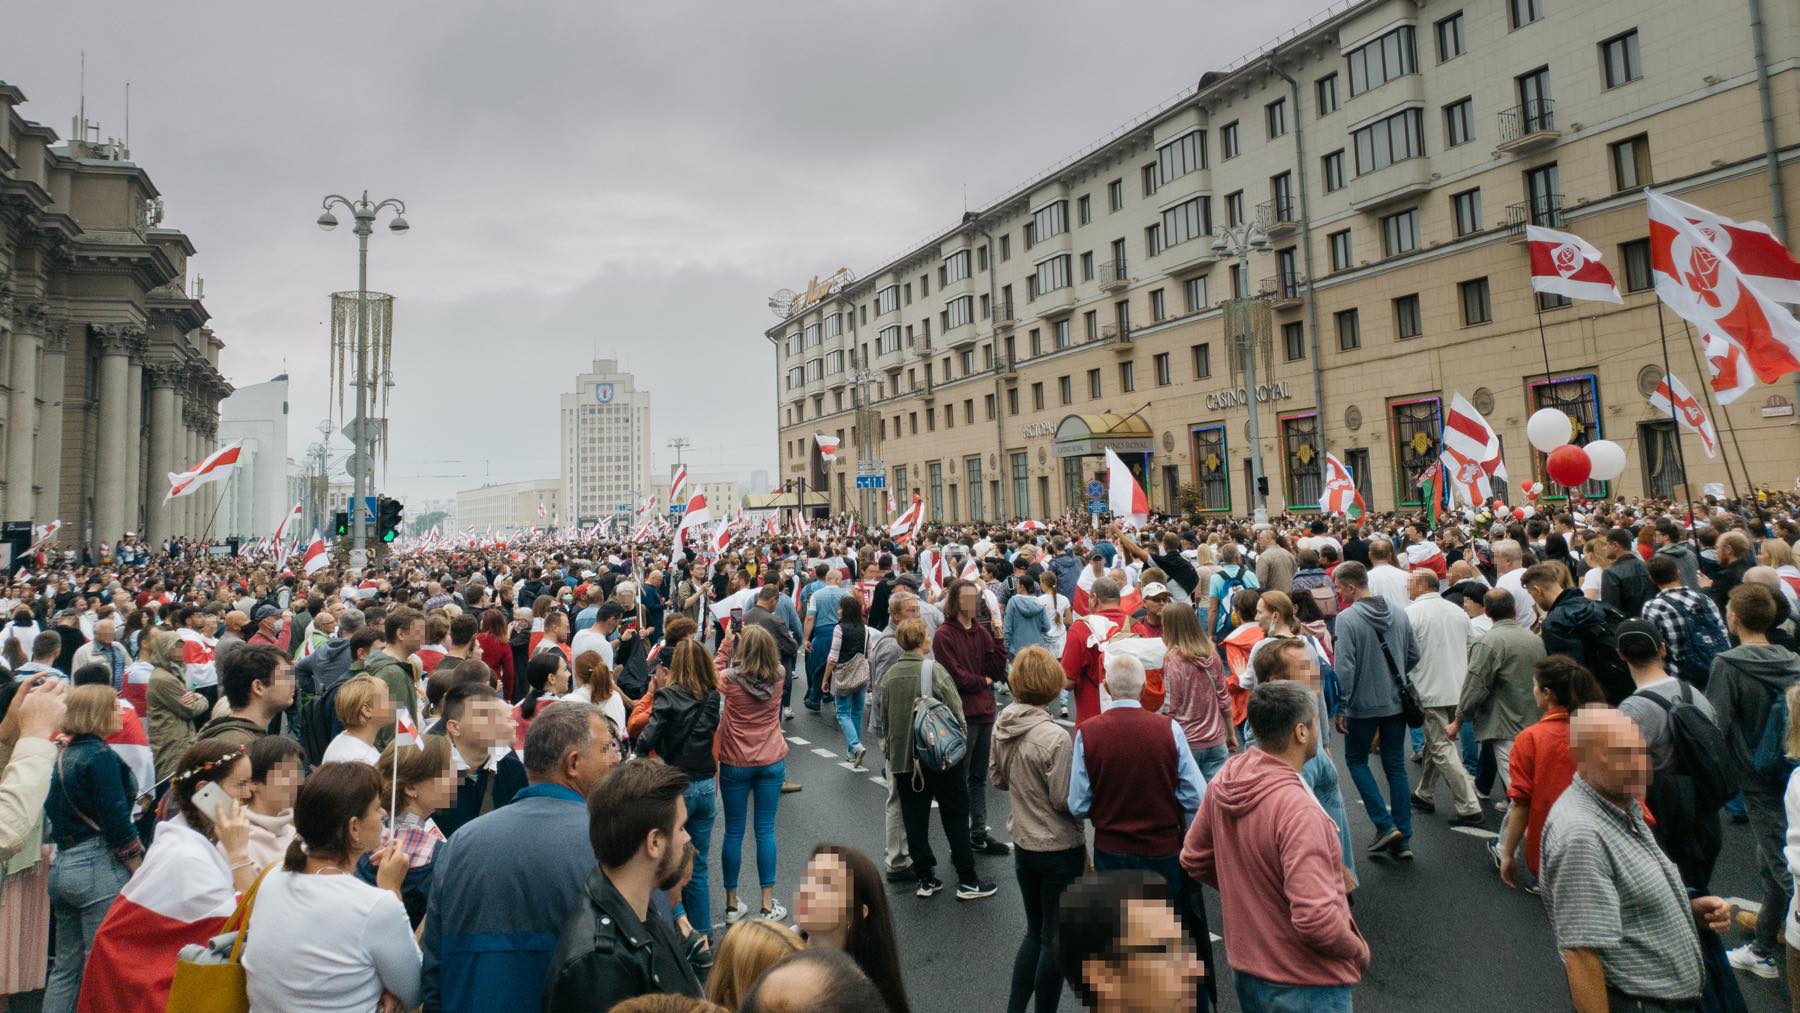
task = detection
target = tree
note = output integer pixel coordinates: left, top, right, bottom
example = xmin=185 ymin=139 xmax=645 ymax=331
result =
xmin=407 ymin=510 xmax=447 ymax=536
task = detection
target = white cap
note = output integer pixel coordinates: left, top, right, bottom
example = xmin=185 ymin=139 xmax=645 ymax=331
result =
xmin=1141 ymin=581 xmax=1171 ymax=599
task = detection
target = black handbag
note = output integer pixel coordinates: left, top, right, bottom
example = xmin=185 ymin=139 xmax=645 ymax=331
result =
xmin=1368 ymin=615 xmax=1425 ymax=728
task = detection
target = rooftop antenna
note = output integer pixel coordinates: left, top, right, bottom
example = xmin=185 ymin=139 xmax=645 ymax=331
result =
xmin=124 ymin=80 xmax=129 ymax=154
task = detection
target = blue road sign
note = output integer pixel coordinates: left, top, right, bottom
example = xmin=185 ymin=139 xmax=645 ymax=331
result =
xmin=1085 ymin=480 xmax=1105 ymax=500
xmin=855 ymin=475 xmax=887 ymax=489
xmin=1087 ymin=499 xmax=1106 ymax=514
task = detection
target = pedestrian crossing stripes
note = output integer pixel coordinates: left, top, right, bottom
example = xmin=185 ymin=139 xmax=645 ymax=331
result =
xmin=1450 ymin=826 xmax=1499 ymax=840
xmin=785 ymin=736 xmax=810 ymax=745
xmin=810 ymin=747 xmax=838 ymax=758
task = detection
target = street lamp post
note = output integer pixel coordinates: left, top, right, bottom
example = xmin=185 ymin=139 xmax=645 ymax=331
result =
xmin=1211 ymin=222 xmax=1272 ymax=527
xmin=317 ymin=191 xmax=409 ymax=571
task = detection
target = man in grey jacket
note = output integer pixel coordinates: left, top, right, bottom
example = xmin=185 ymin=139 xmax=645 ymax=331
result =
xmin=1450 ymin=589 xmax=1545 ymax=803
xmin=1331 ymin=561 xmax=1421 ymax=860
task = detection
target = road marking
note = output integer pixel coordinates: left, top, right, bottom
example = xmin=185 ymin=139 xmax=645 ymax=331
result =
xmin=1451 ymin=826 xmax=1499 ymax=840
xmin=869 ymin=776 xmax=888 ymax=787
xmin=837 ymin=762 xmax=865 ymax=771
xmin=811 ymin=748 xmax=838 ymax=758
xmin=1209 ymin=933 xmax=1222 ymax=943
xmin=786 ymin=737 xmax=810 ymax=746
xmin=1724 ymin=897 xmax=1762 ymax=914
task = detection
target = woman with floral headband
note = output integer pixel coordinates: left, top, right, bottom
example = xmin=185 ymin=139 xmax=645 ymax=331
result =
xmin=75 ymin=738 xmax=255 ymax=1013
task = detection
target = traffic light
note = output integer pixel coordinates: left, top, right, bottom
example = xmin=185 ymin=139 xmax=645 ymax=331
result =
xmin=333 ymin=510 xmax=350 ymax=537
xmin=377 ymin=497 xmax=404 ymax=543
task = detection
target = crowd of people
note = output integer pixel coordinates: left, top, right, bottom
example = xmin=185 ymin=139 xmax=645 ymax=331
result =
xmin=0 ymin=488 xmax=1798 ymax=1011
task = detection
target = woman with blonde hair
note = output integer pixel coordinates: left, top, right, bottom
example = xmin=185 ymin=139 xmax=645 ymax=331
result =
xmin=143 ymin=628 xmax=209 ymax=781
xmin=637 ymin=638 xmax=723 ymax=939
xmin=1160 ymin=603 xmax=1237 ymax=780
xmin=321 ymin=674 xmax=394 ymax=766
xmin=570 ymin=648 xmax=628 ymax=738
xmin=990 ymin=647 xmax=1080 ymax=1013
xmin=704 ymin=899 xmax=804 ymax=1007
xmin=715 ymin=623 xmax=790 ymax=923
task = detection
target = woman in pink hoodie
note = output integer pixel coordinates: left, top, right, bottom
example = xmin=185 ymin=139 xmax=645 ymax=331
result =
xmin=1183 ymin=678 xmax=1368 ymax=1009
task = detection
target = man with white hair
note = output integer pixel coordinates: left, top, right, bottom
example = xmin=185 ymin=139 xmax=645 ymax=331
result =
xmin=1491 ymin=539 xmax=1536 ymax=626
xmin=1068 ymin=653 xmax=1207 ymax=938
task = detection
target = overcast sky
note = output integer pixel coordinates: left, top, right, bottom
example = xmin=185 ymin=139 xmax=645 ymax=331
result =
xmin=6 ymin=0 xmax=1324 ymax=503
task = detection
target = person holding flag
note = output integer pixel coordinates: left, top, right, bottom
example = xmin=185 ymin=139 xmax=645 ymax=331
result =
xmin=356 ymin=735 xmax=454 ymax=928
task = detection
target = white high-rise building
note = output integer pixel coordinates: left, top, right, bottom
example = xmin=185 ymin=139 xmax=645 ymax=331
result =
xmin=216 ymin=375 xmax=290 ymax=539
xmin=561 ymin=359 xmax=653 ymax=524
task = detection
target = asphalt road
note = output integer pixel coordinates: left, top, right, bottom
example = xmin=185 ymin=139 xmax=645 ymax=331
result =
xmin=753 ymin=703 xmax=1791 ymax=1013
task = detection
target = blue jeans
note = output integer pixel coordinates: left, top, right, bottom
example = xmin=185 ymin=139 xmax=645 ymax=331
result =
xmin=805 ymin=626 xmax=835 ymax=709
xmin=1343 ymin=714 xmax=1413 ymax=844
xmin=1192 ymin=744 xmax=1230 ymax=782
xmin=1304 ymin=751 xmax=1355 ymax=880
xmin=720 ymin=759 xmax=784 ymax=892
xmin=834 ymin=688 xmax=865 ymax=757
xmin=677 ymin=777 xmax=717 ymax=934
xmin=1408 ymin=726 xmax=1425 ymax=754
xmin=1233 ymin=968 xmax=1352 ymax=1012
xmin=1458 ymin=721 xmax=1480 ymax=776
xmin=45 ymin=838 xmax=131 ymax=1013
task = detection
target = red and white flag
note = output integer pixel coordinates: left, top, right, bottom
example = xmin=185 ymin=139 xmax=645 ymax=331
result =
xmin=394 ymin=707 xmax=423 ymax=750
xmin=959 ymin=557 xmax=980 ymax=581
xmin=792 ymin=513 xmax=810 ymax=536
xmin=80 ymin=820 xmax=237 ymax=1013
xmin=1527 ymin=225 xmax=1622 ymax=304
xmin=105 ymin=699 xmax=155 ymax=813
xmin=765 ymin=514 xmax=779 ymax=538
xmin=536 ymin=500 xmax=547 ymax=520
xmin=672 ymin=493 xmax=710 ymax=556
xmin=26 ymin=519 xmax=61 ymax=554
xmin=1700 ymin=329 xmax=1757 ymax=405
xmin=815 ymin=433 xmax=841 ymax=464
xmin=670 ymin=465 xmax=688 ymax=506
xmin=1648 ymin=370 xmax=1719 ymax=459
xmin=1319 ymin=452 xmax=1366 ymax=519
xmin=1104 ymin=448 xmax=1148 ymax=527
xmin=888 ymin=494 xmax=925 ymax=542
xmin=1439 ymin=392 xmax=1509 ymax=506
xmin=175 ymin=627 xmax=216 ymax=689
xmin=1649 ymin=189 xmax=1800 ymax=384
xmin=272 ymin=502 xmax=303 ymax=567
xmin=709 ymin=518 xmax=732 ymax=557
xmin=886 ymin=487 xmax=898 ymax=514
xmin=165 ymin=442 xmax=241 ymax=502
xmin=301 ymin=531 xmax=329 ymax=575
xmin=1016 ymin=519 xmax=1046 ymax=532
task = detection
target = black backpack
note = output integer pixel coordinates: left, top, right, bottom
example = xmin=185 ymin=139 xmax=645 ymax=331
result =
xmin=1576 ymin=603 xmax=1634 ymax=705
xmin=1638 ymin=682 xmax=1736 ymax=889
xmin=298 ymin=676 xmax=350 ymax=766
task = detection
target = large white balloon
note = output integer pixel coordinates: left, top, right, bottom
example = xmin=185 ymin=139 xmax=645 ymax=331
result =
xmin=1585 ymin=439 xmax=1627 ymax=481
xmin=1527 ymin=409 xmax=1574 ymax=453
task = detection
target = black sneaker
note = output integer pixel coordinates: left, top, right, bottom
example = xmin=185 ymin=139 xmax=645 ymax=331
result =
xmin=1451 ymin=811 xmax=1486 ymax=828
xmin=1366 ymin=828 xmax=1403 ymax=855
xmin=1388 ymin=839 xmax=1415 ymax=860
xmin=915 ymin=876 xmax=944 ymax=898
xmin=886 ymin=865 xmax=918 ymax=884
xmin=1409 ymin=793 xmax=1436 ymax=814
xmin=972 ymin=836 xmax=1012 ymax=856
xmin=956 ymin=880 xmax=999 ymax=900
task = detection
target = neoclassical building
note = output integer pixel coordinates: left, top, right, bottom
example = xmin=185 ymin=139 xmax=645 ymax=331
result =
xmin=0 ymin=81 xmax=232 ymax=549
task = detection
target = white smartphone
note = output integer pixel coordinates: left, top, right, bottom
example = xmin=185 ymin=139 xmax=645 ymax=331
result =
xmin=191 ymin=781 xmax=233 ymax=825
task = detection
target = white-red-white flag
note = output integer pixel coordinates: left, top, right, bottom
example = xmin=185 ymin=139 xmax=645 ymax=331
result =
xmin=672 ymin=493 xmax=710 ymax=557
xmin=394 ymin=707 xmax=423 ymax=750
xmin=166 ymin=443 xmax=241 ymax=502
xmin=1319 ymin=453 xmax=1367 ymax=518
xmin=1526 ymin=225 xmax=1622 ymax=304
xmin=1439 ymin=392 xmax=1509 ymax=505
xmin=1699 ymin=329 xmax=1758 ymax=405
xmin=792 ymin=513 xmax=811 ymax=536
xmin=886 ymin=487 xmax=898 ymax=514
xmin=1104 ymin=448 xmax=1148 ymax=527
xmin=536 ymin=500 xmax=547 ymax=519
xmin=888 ymin=495 xmax=925 ymax=542
xmin=1649 ymin=189 xmax=1800 ymax=385
xmin=670 ymin=465 xmax=688 ymax=506
xmin=301 ymin=531 xmax=329 ymax=575
xmin=709 ymin=518 xmax=732 ymax=557
xmin=1648 ymin=371 xmax=1719 ymax=459
xmin=272 ymin=502 xmax=303 ymax=567
xmin=815 ymin=433 xmax=841 ymax=464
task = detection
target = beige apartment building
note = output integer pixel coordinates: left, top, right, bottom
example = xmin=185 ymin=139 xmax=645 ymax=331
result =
xmin=1 ymin=82 xmax=233 ymax=547
xmin=455 ymin=477 xmax=562 ymax=532
xmin=768 ymin=0 xmax=1800 ymax=523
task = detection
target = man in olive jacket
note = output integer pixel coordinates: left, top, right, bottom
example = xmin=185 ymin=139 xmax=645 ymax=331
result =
xmin=1451 ymin=589 xmax=1545 ymax=797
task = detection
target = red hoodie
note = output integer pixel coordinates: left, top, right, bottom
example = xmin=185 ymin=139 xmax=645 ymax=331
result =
xmin=1182 ymin=749 xmax=1367 ymax=987
xmin=1060 ymin=607 xmax=1130 ymax=725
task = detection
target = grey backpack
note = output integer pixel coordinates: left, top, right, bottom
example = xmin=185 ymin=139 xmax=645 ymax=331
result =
xmin=910 ymin=662 xmax=968 ymax=774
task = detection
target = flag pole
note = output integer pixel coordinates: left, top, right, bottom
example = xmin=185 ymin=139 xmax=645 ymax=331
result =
xmin=1677 ymin=319 xmax=1755 ymax=496
xmin=1652 ymin=304 xmax=1703 ymax=517
xmin=194 ymin=466 xmax=236 ymax=549
xmin=389 ymin=714 xmax=400 ymax=843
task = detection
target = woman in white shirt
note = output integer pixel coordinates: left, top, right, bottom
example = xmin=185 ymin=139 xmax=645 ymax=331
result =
xmin=320 ymin=675 xmax=391 ymax=766
xmin=242 ymin=761 xmax=416 ymax=1013
xmin=569 ymin=650 xmax=628 ymax=738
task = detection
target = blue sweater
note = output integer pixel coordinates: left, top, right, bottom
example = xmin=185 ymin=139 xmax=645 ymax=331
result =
xmin=421 ymin=784 xmax=593 ymax=1013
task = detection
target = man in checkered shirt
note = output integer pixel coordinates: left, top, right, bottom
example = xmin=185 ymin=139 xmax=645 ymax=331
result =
xmin=1540 ymin=707 xmax=1733 ymax=1010
xmin=1640 ymin=555 xmax=1727 ymax=686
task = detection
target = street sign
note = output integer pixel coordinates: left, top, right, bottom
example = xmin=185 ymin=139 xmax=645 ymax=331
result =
xmin=1085 ymin=480 xmax=1105 ymax=501
xmin=668 ymin=504 xmax=684 ymax=514
xmin=1087 ymin=499 xmax=1106 ymax=514
xmin=855 ymin=459 xmax=886 ymax=476
xmin=855 ymin=475 xmax=887 ymax=489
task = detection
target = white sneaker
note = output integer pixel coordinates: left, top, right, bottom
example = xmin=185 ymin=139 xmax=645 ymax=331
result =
xmin=722 ymin=901 xmax=750 ymax=924
xmin=759 ymin=899 xmax=788 ymax=922
xmin=1726 ymin=944 xmax=1779 ymax=979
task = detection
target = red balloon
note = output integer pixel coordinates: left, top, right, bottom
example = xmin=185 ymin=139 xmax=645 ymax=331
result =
xmin=1491 ymin=499 xmax=1506 ymax=511
xmin=1512 ymin=507 xmax=1527 ymax=521
xmin=1545 ymin=444 xmax=1592 ymax=487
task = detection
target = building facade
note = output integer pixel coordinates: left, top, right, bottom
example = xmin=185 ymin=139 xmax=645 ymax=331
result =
xmin=217 ymin=375 xmax=289 ymax=539
xmin=455 ymin=478 xmax=563 ymax=532
xmin=768 ymin=0 xmax=1800 ymax=522
xmin=652 ymin=470 xmax=742 ymax=518
xmin=0 ymin=82 xmax=234 ymax=548
xmin=560 ymin=358 xmax=653 ymax=524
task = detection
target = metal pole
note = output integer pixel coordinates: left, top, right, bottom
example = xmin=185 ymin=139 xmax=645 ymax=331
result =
xmin=1745 ymin=0 xmax=1799 ymax=419
xmin=351 ymin=217 xmax=370 ymax=569
xmin=1266 ymin=58 xmax=1328 ymax=497
xmin=1240 ymin=245 xmax=1268 ymax=527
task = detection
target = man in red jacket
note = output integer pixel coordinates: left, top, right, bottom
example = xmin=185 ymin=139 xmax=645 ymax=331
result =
xmin=1183 ymin=678 xmax=1368 ymax=1009
xmin=1060 ymin=576 xmax=1130 ymax=726
xmin=932 ymin=578 xmax=1013 ymax=855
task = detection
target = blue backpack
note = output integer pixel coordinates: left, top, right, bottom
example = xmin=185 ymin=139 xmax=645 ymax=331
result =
xmin=1673 ymin=607 xmax=1730 ymax=689
xmin=910 ymin=662 xmax=968 ymax=776
xmin=1751 ymin=682 xmax=1798 ymax=781
xmin=1213 ymin=565 xmax=1252 ymax=636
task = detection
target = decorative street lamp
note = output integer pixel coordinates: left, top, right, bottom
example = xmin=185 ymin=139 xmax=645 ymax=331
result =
xmin=1211 ymin=222 xmax=1272 ymax=527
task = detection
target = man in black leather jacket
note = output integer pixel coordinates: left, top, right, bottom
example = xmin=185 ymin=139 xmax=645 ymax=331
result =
xmin=543 ymin=759 xmax=704 ymax=1012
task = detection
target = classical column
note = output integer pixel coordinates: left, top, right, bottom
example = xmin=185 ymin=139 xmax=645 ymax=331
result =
xmin=0 ymin=288 xmax=37 ymax=522
xmin=144 ymin=363 xmax=181 ymax=544
xmin=91 ymin=324 xmax=140 ymax=545
xmin=36 ymin=320 xmax=67 ymax=527
xmin=182 ymin=400 xmax=205 ymax=537
xmin=125 ymin=334 xmax=147 ymax=534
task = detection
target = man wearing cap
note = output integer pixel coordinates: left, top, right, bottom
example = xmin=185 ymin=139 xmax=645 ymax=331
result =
xmin=213 ymin=609 xmax=251 ymax=670
xmin=1129 ymin=582 xmax=1173 ymax=712
xmin=247 ymin=603 xmax=293 ymax=654
xmin=1613 ymin=617 xmax=1722 ymax=890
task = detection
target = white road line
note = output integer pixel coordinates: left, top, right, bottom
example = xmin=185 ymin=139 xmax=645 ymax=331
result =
xmin=786 ymin=737 xmax=810 ymax=746
xmin=869 ymin=776 xmax=888 ymax=787
xmin=1724 ymin=897 xmax=1762 ymax=914
xmin=837 ymin=762 xmax=864 ymax=771
xmin=1209 ymin=933 xmax=1222 ymax=943
xmin=811 ymin=748 xmax=838 ymax=758
xmin=1451 ymin=826 xmax=1499 ymax=840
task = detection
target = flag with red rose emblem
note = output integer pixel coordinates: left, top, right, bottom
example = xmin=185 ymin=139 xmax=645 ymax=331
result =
xmin=1700 ymin=329 xmax=1758 ymax=405
xmin=1648 ymin=189 xmax=1800 ymax=384
xmin=1526 ymin=225 xmax=1622 ymax=304
xmin=1648 ymin=370 xmax=1719 ymax=459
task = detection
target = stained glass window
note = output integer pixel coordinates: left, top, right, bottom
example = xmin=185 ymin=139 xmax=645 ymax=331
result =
xmin=1282 ymin=412 xmax=1322 ymax=509
xmin=1530 ymin=373 xmax=1607 ymax=498
xmin=1389 ymin=396 xmax=1443 ymax=507
xmin=1191 ymin=424 xmax=1231 ymax=512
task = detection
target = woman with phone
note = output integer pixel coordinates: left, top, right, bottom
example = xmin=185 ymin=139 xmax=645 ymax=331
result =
xmin=42 ymin=686 xmax=141 ymax=1013
xmin=80 ymin=738 xmax=255 ymax=1013
xmin=637 ymin=638 xmax=723 ymax=941
xmin=242 ymin=762 xmax=419 ymax=1012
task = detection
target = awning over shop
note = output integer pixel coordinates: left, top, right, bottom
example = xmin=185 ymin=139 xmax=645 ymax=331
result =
xmin=1053 ymin=412 xmax=1154 ymax=458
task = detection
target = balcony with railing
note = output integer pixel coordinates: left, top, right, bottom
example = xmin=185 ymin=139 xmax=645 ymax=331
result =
xmin=1258 ymin=198 xmax=1299 ymax=238
xmin=992 ymin=300 xmax=1018 ymax=332
xmin=1100 ymin=322 xmax=1133 ymax=351
xmin=1098 ymin=258 xmax=1130 ymax=292
xmin=1496 ymin=99 xmax=1558 ymax=154
xmin=1258 ymin=273 xmax=1305 ymax=309
xmin=1504 ymin=194 xmax=1564 ymax=239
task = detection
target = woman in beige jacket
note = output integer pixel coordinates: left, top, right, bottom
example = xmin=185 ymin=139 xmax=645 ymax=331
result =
xmin=989 ymin=646 xmax=1083 ymax=1013
xmin=144 ymin=629 xmax=209 ymax=782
